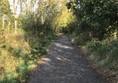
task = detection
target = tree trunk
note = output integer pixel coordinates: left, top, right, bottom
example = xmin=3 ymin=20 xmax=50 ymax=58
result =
xmin=8 ymin=21 xmax=11 ymax=31
xmin=2 ymin=14 xmax=5 ymax=29
xmin=14 ymin=19 xmax=17 ymax=33
xmin=13 ymin=0 xmax=18 ymax=33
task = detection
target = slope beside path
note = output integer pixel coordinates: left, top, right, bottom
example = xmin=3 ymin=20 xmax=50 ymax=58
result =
xmin=27 ymin=36 xmax=108 ymax=83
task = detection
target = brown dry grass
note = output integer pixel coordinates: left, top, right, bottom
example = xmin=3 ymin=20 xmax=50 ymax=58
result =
xmin=0 ymin=31 xmax=30 ymax=74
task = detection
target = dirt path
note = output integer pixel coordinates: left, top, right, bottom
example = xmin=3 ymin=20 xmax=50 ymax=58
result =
xmin=27 ymin=36 xmax=108 ymax=83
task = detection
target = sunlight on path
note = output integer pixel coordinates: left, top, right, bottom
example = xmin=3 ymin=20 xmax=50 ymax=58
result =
xmin=27 ymin=36 xmax=108 ymax=83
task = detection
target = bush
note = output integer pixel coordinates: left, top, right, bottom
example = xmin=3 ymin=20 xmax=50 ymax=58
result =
xmin=87 ymin=39 xmax=118 ymax=70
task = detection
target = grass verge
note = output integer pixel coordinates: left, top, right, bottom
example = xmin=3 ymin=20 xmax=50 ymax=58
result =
xmin=69 ymin=34 xmax=118 ymax=83
xmin=0 ymin=29 xmax=58 ymax=83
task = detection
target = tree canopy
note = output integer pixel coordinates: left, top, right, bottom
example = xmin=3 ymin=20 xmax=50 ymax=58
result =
xmin=66 ymin=0 xmax=118 ymax=40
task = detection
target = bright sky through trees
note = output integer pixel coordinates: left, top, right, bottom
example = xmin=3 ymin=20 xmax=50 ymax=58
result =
xmin=8 ymin=0 xmax=39 ymax=16
xmin=8 ymin=0 xmax=70 ymax=16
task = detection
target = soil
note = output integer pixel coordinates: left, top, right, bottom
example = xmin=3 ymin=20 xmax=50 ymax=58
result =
xmin=27 ymin=36 xmax=108 ymax=83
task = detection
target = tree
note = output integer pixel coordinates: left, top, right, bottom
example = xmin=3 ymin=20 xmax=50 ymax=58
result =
xmin=13 ymin=0 xmax=19 ymax=32
xmin=0 ymin=0 xmax=11 ymax=29
xmin=66 ymin=0 xmax=118 ymax=40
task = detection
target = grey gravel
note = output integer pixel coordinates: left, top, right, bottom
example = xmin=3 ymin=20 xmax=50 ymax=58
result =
xmin=27 ymin=36 xmax=108 ymax=83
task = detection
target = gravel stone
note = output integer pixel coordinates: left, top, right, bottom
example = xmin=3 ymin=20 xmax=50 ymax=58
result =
xmin=27 ymin=36 xmax=108 ymax=83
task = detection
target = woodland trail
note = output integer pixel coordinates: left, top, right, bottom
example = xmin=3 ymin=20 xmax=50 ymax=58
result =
xmin=27 ymin=36 xmax=108 ymax=83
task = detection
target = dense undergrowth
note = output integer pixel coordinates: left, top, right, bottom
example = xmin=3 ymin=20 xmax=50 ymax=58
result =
xmin=0 ymin=0 xmax=118 ymax=82
xmin=0 ymin=10 xmax=58 ymax=82
xmin=0 ymin=28 xmax=58 ymax=83
xmin=69 ymin=34 xmax=118 ymax=82
xmin=0 ymin=0 xmax=69 ymax=82
xmin=88 ymin=40 xmax=118 ymax=73
xmin=71 ymin=34 xmax=118 ymax=70
xmin=66 ymin=0 xmax=118 ymax=82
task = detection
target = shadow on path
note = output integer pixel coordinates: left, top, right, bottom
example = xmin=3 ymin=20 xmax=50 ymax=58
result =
xmin=27 ymin=36 xmax=108 ymax=83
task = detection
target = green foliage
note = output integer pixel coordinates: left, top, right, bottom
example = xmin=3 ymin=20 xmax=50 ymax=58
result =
xmin=53 ymin=5 xmax=77 ymax=34
xmin=11 ymin=48 xmax=22 ymax=58
xmin=0 ymin=0 xmax=11 ymax=14
xmin=66 ymin=0 xmax=118 ymax=75
xmin=66 ymin=0 xmax=118 ymax=40
xmin=0 ymin=77 xmax=20 ymax=83
xmin=86 ymin=39 xmax=118 ymax=70
xmin=0 ymin=0 xmax=59 ymax=82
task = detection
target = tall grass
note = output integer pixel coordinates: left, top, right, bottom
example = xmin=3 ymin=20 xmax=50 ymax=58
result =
xmin=87 ymin=39 xmax=118 ymax=70
xmin=0 ymin=29 xmax=58 ymax=83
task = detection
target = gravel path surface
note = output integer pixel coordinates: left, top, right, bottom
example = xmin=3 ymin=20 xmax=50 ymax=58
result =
xmin=27 ymin=36 xmax=108 ymax=83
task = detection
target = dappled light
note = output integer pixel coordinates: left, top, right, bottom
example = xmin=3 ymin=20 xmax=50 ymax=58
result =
xmin=38 ymin=58 xmax=52 ymax=64
xmin=28 ymin=36 xmax=108 ymax=83
xmin=0 ymin=0 xmax=118 ymax=83
xmin=54 ymin=42 xmax=73 ymax=50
